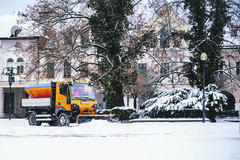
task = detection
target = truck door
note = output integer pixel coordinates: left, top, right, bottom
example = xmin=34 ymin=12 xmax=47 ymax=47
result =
xmin=56 ymin=83 xmax=71 ymax=111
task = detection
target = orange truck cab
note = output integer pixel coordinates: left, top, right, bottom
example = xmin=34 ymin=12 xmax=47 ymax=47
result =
xmin=21 ymin=81 xmax=113 ymax=126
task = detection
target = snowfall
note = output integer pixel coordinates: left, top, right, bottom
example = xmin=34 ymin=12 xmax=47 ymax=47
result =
xmin=0 ymin=119 xmax=239 ymax=160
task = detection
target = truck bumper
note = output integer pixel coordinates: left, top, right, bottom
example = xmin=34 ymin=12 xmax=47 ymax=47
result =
xmin=77 ymin=114 xmax=115 ymax=124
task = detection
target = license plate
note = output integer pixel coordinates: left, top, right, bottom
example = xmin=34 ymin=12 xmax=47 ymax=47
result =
xmin=81 ymin=101 xmax=90 ymax=104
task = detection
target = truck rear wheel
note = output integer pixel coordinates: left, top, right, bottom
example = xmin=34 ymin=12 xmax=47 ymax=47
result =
xmin=58 ymin=113 xmax=70 ymax=126
xmin=28 ymin=112 xmax=42 ymax=126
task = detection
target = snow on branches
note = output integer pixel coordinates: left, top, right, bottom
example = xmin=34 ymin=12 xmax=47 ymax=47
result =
xmin=141 ymin=84 xmax=227 ymax=113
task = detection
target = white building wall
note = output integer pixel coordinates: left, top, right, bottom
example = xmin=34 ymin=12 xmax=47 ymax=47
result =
xmin=124 ymin=96 xmax=137 ymax=109
xmin=235 ymin=103 xmax=240 ymax=111
xmin=0 ymin=88 xmax=4 ymax=117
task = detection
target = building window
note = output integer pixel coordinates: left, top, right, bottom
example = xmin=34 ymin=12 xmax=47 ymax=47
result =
xmin=173 ymin=39 xmax=181 ymax=47
xmin=17 ymin=58 xmax=24 ymax=74
xmin=160 ymin=29 xmax=170 ymax=48
xmin=81 ymin=30 xmax=89 ymax=48
xmin=183 ymin=62 xmax=193 ymax=74
xmin=236 ymin=61 xmax=240 ymax=78
xmin=138 ymin=63 xmax=147 ymax=71
xmin=142 ymin=30 xmax=157 ymax=48
xmin=47 ymin=63 xmax=54 ymax=78
xmin=219 ymin=61 xmax=225 ymax=75
xmin=7 ymin=58 xmax=14 ymax=68
xmin=82 ymin=63 xmax=88 ymax=71
xmin=231 ymin=29 xmax=238 ymax=37
xmin=160 ymin=63 xmax=169 ymax=75
xmin=78 ymin=63 xmax=88 ymax=76
xmin=7 ymin=58 xmax=13 ymax=62
xmin=64 ymin=61 xmax=71 ymax=78
xmin=64 ymin=34 xmax=73 ymax=45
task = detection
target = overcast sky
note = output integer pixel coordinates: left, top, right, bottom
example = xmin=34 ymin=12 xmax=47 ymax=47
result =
xmin=0 ymin=0 xmax=36 ymax=37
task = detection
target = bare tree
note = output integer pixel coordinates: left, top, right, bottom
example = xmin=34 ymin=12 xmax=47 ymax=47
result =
xmin=18 ymin=0 xmax=99 ymax=81
xmin=140 ymin=1 xmax=191 ymax=88
xmin=144 ymin=0 xmax=240 ymax=88
xmin=117 ymin=1 xmax=192 ymax=109
xmin=19 ymin=0 xmax=148 ymax=108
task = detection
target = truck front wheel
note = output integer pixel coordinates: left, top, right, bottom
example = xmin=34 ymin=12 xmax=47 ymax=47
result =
xmin=28 ymin=112 xmax=42 ymax=126
xmin=58 ymin=113 xmax=70 ymax=126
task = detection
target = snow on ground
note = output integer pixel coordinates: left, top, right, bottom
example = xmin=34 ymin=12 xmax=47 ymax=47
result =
xmin=0 ymin=119 xmax=239 ymax=160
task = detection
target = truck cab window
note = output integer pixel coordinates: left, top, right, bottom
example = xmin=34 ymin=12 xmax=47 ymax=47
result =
xmin=59 ymin=84 xmax=71 ymax=104
xmin=59 ymin=84 xmax=68 ymax=97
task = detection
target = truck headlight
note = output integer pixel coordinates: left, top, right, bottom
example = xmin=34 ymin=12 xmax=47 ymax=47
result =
xmin=71 ymin=104 xmax=79 ymax=111
xmin=92 ymin=104 xmax=98 ymax=113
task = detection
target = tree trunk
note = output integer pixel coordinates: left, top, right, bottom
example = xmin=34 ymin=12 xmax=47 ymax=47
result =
xmin=105 ymin=79 xmax=124 ymax=109
xmin=113 ymin=79 xmax=124 ymax=107
xmin=133 ymin=97 xmax=137 ymax=109
xmin=208 ymin=106 xmax=216 ymax=122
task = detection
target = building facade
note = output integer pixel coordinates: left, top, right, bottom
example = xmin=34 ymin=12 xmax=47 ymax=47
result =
xmin=0 ymin=33 xmax=40 ymax=118
xmin=218 ymin=46 xmax=240 ymax=111
xmin=135 ymin=6 xmax=240 ymax=111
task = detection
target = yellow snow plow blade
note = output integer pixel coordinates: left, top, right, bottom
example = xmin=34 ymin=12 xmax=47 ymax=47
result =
xmin=76 ymin=114 xmax=115 ymax=123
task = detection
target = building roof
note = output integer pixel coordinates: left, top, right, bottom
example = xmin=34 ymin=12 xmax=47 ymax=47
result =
xmin=0 ymin=36 xmax=40 ymax=40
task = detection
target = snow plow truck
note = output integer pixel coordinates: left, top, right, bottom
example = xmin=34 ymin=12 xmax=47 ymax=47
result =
xmin=21 ymin=81 xmax=114 ymax=126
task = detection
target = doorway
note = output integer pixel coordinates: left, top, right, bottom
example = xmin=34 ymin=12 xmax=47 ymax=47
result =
xmin=4 ymin=93 xmax=14 ymax=114
xmin=221 ymin=91 xmax=235 ymax=111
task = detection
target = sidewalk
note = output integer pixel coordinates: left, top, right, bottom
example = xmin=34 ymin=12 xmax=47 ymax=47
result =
xmin=128 ymin=118 xmax=209 ymax=123
xmin=128 ymin=118 xmax=240 ymax=123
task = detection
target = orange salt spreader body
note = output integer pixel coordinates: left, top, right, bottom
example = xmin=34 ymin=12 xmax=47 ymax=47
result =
xmin=25 ymin=83 xmax=52 ymax=98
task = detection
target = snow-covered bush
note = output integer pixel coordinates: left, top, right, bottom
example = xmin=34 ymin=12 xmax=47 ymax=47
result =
xmin=204 ymin=84 xmax=228 ymax=122
xmin=141 ymin=87 xmax=202 ymax=111
xmin=204 ymin=84 xmax=228 ymax=108
xmin=141 ymin=84 xmax=227 ymax=119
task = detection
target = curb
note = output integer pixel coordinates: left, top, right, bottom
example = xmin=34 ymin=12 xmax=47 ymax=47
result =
xmin=223 ymin=119 xmax=240 ymax=122
xmin=128 ymin=118 xmax=209 ymax=123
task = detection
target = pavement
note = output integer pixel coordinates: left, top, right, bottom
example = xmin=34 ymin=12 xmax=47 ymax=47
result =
xmin=128 ymin=118 xmax=240 ymax=123
xmin=128 ymin=118 xmax=209 ymax=123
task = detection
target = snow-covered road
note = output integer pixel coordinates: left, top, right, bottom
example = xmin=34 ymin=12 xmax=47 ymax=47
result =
xmin=0 ymin=119 xmax=239 ymax=160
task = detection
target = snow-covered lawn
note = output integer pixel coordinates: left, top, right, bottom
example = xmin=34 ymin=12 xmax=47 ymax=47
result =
xmin=0 ymin=119 xmax=239 ymax=160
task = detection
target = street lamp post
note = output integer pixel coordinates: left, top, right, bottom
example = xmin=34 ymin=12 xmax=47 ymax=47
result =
xmin=8 ymin=67 xmax=14 ymax=120
xmin=2 ymin=67 xmax=16 ymax=120
xmin=200 ymin=53 xmax=207 ymax=123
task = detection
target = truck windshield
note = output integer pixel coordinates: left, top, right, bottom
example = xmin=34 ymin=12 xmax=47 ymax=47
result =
xmin=70 ymin=83 xmax=96 ymax=100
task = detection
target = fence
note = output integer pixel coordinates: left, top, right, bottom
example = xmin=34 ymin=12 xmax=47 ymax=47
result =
xmin=147 ymin=109 xmax=239 ymax=118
